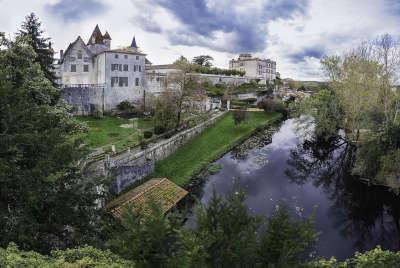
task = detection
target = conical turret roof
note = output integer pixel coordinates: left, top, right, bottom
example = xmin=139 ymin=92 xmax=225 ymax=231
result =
xmin=103 ymin=31 xmax=111 ymax=40
xmin=131 ymin=36 xmax=138 ymax=48
xmin=88 ymin=24 xmax=104 ymax=44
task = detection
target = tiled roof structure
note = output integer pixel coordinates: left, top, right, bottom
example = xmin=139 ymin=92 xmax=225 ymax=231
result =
xmin=103 ymin=31 xmax=111 ymax=40
xmin=88 ymin=24 xmax=104 ymax=44
xmin=105 ymin=178 xmax=188 ymax=217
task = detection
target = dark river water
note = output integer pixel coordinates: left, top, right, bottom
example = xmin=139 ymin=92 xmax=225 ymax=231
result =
xmin=188 ymin=118 xmax=400 ymax=260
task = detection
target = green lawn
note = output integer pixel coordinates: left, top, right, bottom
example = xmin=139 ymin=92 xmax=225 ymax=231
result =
xmin=76 ymin=116 xmax=155 ymax=151
xmin=150 ymin=111 xmax=281 ymax=186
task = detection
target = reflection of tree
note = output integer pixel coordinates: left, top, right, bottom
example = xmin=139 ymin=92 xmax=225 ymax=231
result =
xmin=286 ymin=134 xmax=400 ymax=252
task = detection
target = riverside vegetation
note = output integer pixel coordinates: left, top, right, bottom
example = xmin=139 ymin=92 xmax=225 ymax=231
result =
xmin=1 ymin=13 xmax=400 ymax=267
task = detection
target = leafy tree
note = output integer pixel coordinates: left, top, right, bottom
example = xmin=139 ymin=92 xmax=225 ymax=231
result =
xmin=258 ymin=204 xmax=318 ymax=267
xmin=190 ymin=190 xmax=261 ymax=267
xmin=107 ymin=202 xmax=185 ymax=268
xmin=18 ymin=13 xmax=57 ymax=86
xmin=232 ymin=110 xmax=248 ymax=125
xmin=154 ymin=91 xmax=179 ymax=132
xmin=167 ymin=56 xmax=199 ymax=129
xmin=0 ymin=35 xmax=105 ymax=253
xmin=192 ymin=55 xmax=214 ymax=67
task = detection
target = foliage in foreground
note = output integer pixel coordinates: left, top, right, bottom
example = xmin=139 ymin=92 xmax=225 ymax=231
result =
xmin=0 ymin=33 xmax=110 ymax=253
xmin=105 ymin=189 xmax=317 ymax=267
xmin=0 ymin=243 xmax=135 ymax=268
xmin=306 ymin=246 xmax=400 ymax=268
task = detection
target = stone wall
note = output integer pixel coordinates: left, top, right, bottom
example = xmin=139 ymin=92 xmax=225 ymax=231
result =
xmin=85 ymin=111 xmax=227 ymax=193
xmin=61 ymin=85 xmax=104 ymax=115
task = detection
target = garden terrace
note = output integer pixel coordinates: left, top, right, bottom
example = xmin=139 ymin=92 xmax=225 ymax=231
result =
xmin=105 ymin=178 xmax=188 ymax=217
xmin=150 ymin=111 xmax=281 ymax=186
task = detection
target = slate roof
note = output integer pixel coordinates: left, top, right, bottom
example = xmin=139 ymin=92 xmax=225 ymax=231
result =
xmin=131 ymin=36 xmax=138 ymax=48
xmin=88 ymin=24 xmax=104 ymax=45
xmin=105 ymin=178 xmax=188 ymax=217
xmin=103 ymin=31 xmax=111 ymax=40
xmin=59 ymin=36 xmax=93 ymax=64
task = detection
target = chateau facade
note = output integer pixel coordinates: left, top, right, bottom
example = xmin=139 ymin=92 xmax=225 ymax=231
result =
xmin=56 ymin=25 xmax=147 ymax=114
xmin=56 ymin=26 xmax=278 ymax=115
xmin=229 ymin=53 xmax=277 ymax=84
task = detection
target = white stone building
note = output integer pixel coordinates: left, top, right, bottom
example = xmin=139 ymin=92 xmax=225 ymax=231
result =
xmin=57 ymin=25 xmax=147 ymax=114
xmin=229 ymin=53 xmax=277 ymax=84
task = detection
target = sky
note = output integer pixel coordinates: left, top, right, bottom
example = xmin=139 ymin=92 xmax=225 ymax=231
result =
xmin=0 ymin=0 xmax=399 ymax=80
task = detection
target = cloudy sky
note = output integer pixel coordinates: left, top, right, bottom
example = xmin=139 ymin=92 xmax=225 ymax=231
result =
xmin=1 ymin=0 xmax=399 ymax=80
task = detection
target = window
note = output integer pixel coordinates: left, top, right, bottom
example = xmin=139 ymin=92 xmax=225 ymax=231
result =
xmin=70 ymin=56 xmax=76 ymax=62
xmin=134 ymin=65 xmax=137 ymax=72
xmin=83 ymin=65 xmax=89 ymax=72
xmin=77 ymin=50 xmax=82 ymax=59
xmin=135 ymin=78 xmax=139 ymax=86
xmin=111 ymin=64 xmax=122 ymax=71
xmin=84 ymin=57 xmax=89 ymax=62
xmin=123 ymin=64 xmax=128 ymax=71
xmin=119 ymin=77 xmax=128 ymax=87
xmin=70 ymin=64 xmax=76 ymax=72
xmin=124 ymin=55 xmax=128 ymax=59
xmin=139 ymin=65 xmax=141 ymax=72
xmin=114 ymin=54 xmax=119 ymax=59
xmin=111 ymin=77 xmax=118 ymax=87
xmin=136 ymin=55 xmax=139 ymax=60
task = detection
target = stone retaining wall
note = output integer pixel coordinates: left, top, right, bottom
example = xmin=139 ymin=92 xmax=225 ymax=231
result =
xmin=85 ymin=111 xmax=227 ymax=193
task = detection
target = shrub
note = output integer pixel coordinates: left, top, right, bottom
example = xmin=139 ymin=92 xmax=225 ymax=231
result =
xmin=232 ymin=110 xmax=248 ymax=125
xmin=257 ymin=98 xmax=288 ymax=118
xmin=143 ymin=130 xmax=153 ymax=139
xmin=117 ymin=100 xmax=141 ymax=117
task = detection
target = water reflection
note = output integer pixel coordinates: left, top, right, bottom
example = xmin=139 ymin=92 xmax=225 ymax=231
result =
xmin=190 ymin=118 xmax=400 ymax=259
xmin=286 ymin=126 xmax=400 ymax=254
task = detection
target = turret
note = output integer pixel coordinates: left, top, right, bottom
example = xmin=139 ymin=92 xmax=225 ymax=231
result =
xmin=130 ymin=36 xmax=138 ymax=52
xmin=103 ymin=31 xmax=111 ymax=49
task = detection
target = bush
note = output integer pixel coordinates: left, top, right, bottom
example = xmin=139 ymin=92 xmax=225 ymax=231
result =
xmin=143 ymin=130 xmax=153 ymax=139
xmin=154 ymin=125 xmax=166 ymax=135
xmin=257 ymin=98 xmax=288 ymax=118
xmin=232 ymin=110 xmax=248 ymax=125
xmin=117 ymin=100 xmax=141 ymax=117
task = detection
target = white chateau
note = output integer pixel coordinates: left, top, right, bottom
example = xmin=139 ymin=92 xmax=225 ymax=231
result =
xmin=56 ymin=26 xmax=279 ymax=114
xmin=229 ymin=53 xmax=277 ymax=84
xmin=56 ymin=25 xmax=147 ymax=114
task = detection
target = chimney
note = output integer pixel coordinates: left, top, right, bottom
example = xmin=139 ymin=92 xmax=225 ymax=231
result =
xmin=60 ymin=49 xmax=64 ymax=59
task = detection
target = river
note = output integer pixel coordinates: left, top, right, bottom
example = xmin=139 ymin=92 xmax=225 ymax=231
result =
xmin=188 ymin=117 xmax=400 ymax=259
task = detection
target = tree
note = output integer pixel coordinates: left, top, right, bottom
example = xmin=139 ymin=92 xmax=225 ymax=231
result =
xmin=0 ymin=35 xmax=105 ymax=253
xmin=154 ymin=91 xmax=179 ymax=133
xmin=232 ymin=110 xmax=248 ymax=125
xmin=167 ymin=56 xmax=199 ymax=129
xmin=18 ymin=13 xmax=57 ymax=86
xmin=192 ymin=55 xmax=214 ymax=67
xmin=257 ymin=204 xmax=317 ymax=267
xmin=107 ymin=202 xmax=185 ymax=268
xmin=190 ymin=190 xmax=261 ymax=267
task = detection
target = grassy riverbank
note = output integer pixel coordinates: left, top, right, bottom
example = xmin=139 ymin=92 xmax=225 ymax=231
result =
xmin=151 ymin=111 xmax=281 ymax=186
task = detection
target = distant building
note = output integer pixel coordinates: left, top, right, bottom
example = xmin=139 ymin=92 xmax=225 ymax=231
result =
xmin=229 ymin=53 xmax=277 ymax=84
xmin=56 ymin=25 xmax=147 ymax=114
